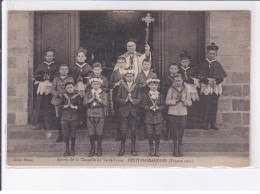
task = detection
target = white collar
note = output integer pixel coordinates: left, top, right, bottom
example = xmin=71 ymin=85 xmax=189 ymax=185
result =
xmin=206 ymin=58 xmax=217 ymax=64
xmin=91 ymin=88 xmax=102 ymax=95
xmin=143 ymin=70 xmax=150 ymax=77
xmin=149 ymin=90 xmax=159 ymax=100
xmin=127 ymin=51 xmax=137 ymax=56
xmin=119 ymin=68 xmax=125 ymax=74
xmin=60 ymin=75 xmax=67 ymax=80
xmin=44 ymin=61 xmax=54 ymax=66
xmin=76 ymin=62 xmax=87 ymax=69
xmin=180 ymin=66 xmax=190 ymax=71
xmin=127 ymin=82 xmax=133 ymax=87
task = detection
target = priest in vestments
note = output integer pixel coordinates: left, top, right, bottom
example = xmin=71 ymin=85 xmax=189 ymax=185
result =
xmin=113 ymin=40 xmax=151 ymax=78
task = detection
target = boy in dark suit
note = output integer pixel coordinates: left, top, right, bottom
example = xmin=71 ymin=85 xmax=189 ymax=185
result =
xmin=142 ymin=78 xmax=166 ymax=156
xmin=116 ymin=70 xmax=142 ymax=156
xmin=51 ymin=64 xmax=74 ymax=142
xmin=83 ymin=78 xmax=108 ymax=157
xmin=109 ymin=56 xmax=126 ymax=141
xmin=61 ymin=82 xmax=82 ymax=156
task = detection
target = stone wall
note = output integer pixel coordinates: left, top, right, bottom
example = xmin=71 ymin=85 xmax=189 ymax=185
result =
xmin=206 ymin=11 xmax=250 ymax=136
xmin=7 ymin=11 xmax=34 ymax=125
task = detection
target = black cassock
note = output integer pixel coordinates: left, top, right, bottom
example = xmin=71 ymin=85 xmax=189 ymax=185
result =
xmin=198 ymin=59 xmax=227 ymax=128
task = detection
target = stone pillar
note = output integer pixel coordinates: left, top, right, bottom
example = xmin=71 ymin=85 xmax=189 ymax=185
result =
xmin=8 ymin=11 xmax=34 ymax=125
xmin=206 ymin=11 xmax=250 ymax=137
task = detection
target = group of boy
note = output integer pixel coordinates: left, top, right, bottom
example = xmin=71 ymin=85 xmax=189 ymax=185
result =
xmin=32 ymin=42 xmax=227 ymax=158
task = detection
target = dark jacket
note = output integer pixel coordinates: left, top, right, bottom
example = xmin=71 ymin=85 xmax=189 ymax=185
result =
xmin=199 ymin=60 xmax=227 ymax=85
xmin=34 ymin=61 xmax=59 ymax=82
xmin=116 ymin=82 xmax=142 ymax=118
xmin=135 ymin=70 xmax=157 ymax=91
xmin=141 ymin=92 xmax=166 ymax=124
xmin=178 ymin=66 xmax=198 ymax=84
xmin=51 ymin=75 xmax=74 ymax=105
xmin=61 ymin=92 xmax=82 ymax=121
xmin=83 ymin=90 xmax=108 ymax=117
xmin=70 ymin=63 xmax=94 ymax=84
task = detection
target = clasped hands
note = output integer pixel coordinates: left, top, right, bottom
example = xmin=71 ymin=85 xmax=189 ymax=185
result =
xmin=89 ymin=92 xmax=102 ymax=103
xmin=64 ymin=100 xmax=77 ymax=109
xmin=208 ymin=79 xmax=216 ymax=88
xmin=125 ymin=93 xmax=134 ymax=103
xmin=150 ymin=104 xmax=159 ymax=111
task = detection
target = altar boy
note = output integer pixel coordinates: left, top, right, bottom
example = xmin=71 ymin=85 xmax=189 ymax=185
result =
xmin=198 ymin=43 xmax=227 ymax=130
xmin=116 ymin=70 xmax=142 ymax=156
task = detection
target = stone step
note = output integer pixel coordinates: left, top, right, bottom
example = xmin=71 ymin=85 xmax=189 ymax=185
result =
xmin=7 ymin=151 xmax=249 ymax=158
xmin=7 ymin=125 xmax=243 ymax=140
xmin=7 ymin=137 xmax=249 ymax=154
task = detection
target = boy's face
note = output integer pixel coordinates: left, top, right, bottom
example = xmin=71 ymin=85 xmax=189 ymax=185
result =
xmin=208 ymin=50 xmax=217 ymax=61
xmin=127 ymin=42 xmax=136 ymax=53
xmin=91 ymin=82 xmax=101 ymax=90
xmin=173 ymin=77 xmax=183 ymax=87
xmin=93 ymin=67 xmax=102 ymax=76
xmin=143 ymin=62 xmax=151 ymax=71
xmin=66 ymin=84 xmax=75 ymax=93
xmin=59 ymin=66 xmax=69 ymax=76
xmin=125 ymin=73 xmax=134 ymax=83
xmin=169 ymin=65 xmax=179 ymax=75
xmin=44 ymin=51 xmax=55 ymax=62
xmin=117 ymin=59 xmax=126 ymax=69
xmin=149 ymin=83 xmax=159 ymax=92
xmin=76 ymin=52 xmax=87 ymax=63
xmin=180 ymin=59 xmax=190 ymax=68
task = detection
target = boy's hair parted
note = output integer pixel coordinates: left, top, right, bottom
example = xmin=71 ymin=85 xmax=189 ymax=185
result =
xmin=59 ymin=63 xmax=69 ymax=69
xmin=65 ymin=81 xmax=75 ymax=88
xmin=169 ymin=62 xmax=179 ymax=69
xmin=93 ymin=62 xmax=103 ymax=69
xmin=142 ymin=58 xmax=151 ymax=65
xmin=43 ymin=47 xmax=56 ymax=57
xmin=173 ymin=73 xmax=183 ymax=81
xmin=117 ymin=56 xmax=126 ymax=63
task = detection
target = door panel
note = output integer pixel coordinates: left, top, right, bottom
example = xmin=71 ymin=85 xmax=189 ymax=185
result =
xmin=162 ymin=12 xmax=205 ymax=80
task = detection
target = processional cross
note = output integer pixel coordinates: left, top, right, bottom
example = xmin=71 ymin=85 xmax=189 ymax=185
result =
xmin=142 ymin=13 xmax=155 ymax=45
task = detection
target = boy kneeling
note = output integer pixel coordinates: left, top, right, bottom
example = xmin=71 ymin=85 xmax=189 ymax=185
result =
xmin=83 ymin=78 xmax=108 ymax=157
xmin=116 ymin=70 xmax=141 ymax=156
xmin=142 ymin=79 xmax=165 ymax=156
xmin=61 ymin=82 xmax=82 ymax=156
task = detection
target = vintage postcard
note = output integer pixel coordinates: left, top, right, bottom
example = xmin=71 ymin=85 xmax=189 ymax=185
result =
xmin=5 ymin=8 xmax=250 ymax=167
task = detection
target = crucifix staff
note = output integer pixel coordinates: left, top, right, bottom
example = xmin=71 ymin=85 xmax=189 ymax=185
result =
xmin=142 ymin=13 xmax=155 ymax=45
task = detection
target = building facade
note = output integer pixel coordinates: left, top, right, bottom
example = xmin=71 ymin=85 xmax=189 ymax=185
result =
xmin=7 ymin=11 xmax=250 ymax=138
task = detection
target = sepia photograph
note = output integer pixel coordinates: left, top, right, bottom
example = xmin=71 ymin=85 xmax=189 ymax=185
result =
xmin=6 ymin=9 xmax=250 ymax=167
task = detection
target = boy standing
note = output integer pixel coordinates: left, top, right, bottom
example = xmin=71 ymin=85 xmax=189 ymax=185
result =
xmin=142 ymin=79 xmax=165 ymax=156
xmin=61 ymin=82 xmax=82 ymax=156
xmin=86 ymin=62 xmax=109 ymax=93
xmin=83 ymin=78 xmax=108 ymax=157
xmin=32 ymin=47 xmax=59 ymax=130
xmin=109 ymin=56 xmax=126 ymax=141
xmin=198 ymin=43 xmax=227 ymax=130
xmin=135 ymin=59 xmax=157 ymax=141
xmin=71 ymin=47 xmax=94 ymax=97
xmin=51 ymin=64 xmax=74 ymax=142
xmin=178 ymin=51 xmax=200 ymax=128
xmin=165 ymin=74 xmax=192 ymax=157
xmin=116 ymin=70 xmax=142 ymax=156
xmin=162 ymin=63 xmax=179 ymax=141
